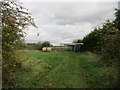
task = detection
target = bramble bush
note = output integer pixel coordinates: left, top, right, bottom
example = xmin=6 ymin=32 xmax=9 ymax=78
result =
xmin=1 ymin=0 xmax=36 ymax=88
xmin=82 ymin=9 xmax=120 ymax=87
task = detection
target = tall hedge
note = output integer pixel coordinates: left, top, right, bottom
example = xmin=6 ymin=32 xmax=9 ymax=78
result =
xmin=1 ymin=0 xmax=36 ymax=88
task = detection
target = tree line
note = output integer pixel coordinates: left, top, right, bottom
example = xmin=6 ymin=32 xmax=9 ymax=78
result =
xmin=77 ymin=9 xmax=120 ymax=87
xmin=25 ymin=41 xmax=52 ymax=50
xmin=81 ymin=9 xmax=120 ymax=65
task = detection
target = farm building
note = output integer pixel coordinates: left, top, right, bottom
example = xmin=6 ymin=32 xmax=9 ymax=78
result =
xmin=60 ymin=43 xmax=84 ymax=52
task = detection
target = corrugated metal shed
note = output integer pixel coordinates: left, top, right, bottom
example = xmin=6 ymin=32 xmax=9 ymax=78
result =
xmin=61 ymin=43 xmax=84 ymax=52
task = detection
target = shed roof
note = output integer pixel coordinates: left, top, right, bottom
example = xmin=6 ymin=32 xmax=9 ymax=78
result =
xmin=60 ymin=43 xmax=83 ymax=46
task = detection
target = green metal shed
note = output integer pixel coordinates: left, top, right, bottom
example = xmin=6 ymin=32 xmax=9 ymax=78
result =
xmin=61 ymin=43 xmax=84 ymax=52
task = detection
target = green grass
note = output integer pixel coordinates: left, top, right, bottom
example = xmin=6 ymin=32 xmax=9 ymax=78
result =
xmin=14 ymin=50 xmax=117 ymax=88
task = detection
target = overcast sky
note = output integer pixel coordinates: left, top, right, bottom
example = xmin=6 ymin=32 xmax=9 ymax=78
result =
xmin=20 ymin=0 xmax=119 ymax=45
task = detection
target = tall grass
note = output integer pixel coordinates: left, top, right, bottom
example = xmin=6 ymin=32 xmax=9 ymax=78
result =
xmin=14 ymin=50 xmax=118 ymax=88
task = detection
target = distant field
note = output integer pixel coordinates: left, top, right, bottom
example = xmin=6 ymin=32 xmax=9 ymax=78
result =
xmin=14 ymin=50 xmax=117 ymax=88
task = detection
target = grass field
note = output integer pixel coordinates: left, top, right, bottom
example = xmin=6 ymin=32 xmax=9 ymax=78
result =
xmin=14 ymin=50 xmax=117 ymax=88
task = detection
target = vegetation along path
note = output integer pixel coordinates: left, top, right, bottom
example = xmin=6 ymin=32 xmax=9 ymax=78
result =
xmin=14 ymin=50 xmax=116 ymax=88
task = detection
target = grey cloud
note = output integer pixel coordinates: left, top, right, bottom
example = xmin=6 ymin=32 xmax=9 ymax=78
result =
xmin=51 ymin=2 xmax=116 ymax=25
xmin=23 ymin=2 xmax=117 ymax=25
xmin=22 ymin=2 xmax=118 ymax=45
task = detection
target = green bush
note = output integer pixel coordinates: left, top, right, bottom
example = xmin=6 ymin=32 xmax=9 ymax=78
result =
xmin=1 ymin=1 xmax=36 ymax=88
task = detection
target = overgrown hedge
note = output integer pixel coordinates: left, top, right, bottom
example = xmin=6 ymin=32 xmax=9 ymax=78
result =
xmin=1 ymin=1 xmax=36 ymax=88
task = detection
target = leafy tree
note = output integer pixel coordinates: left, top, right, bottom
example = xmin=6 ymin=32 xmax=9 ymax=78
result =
xmin=100 ymin=10 xmax=120 ymax=64
xmin=72 ymin=40 xmax=78 ymax=43
xmin=1 ymin=0 xmax=36 ymax=88
xmin=82 ymin=9 xmax=120 ymax=87
xmin=101 ymin=28 xmax=120 ymax=62
xmin=41 ymin=41 xmax=51 ymax=48
xmin=101 ymin=9 xmax=120 ymax=87
xmin=82 ymin=20 xmax=115 ymax=53
xmin=77 ymin=39 xmax=83 ymax=43
xmin=114 ymin=9 xmax=120 ymax=30
xmin=82 ymin=28 xmax=102 ymax=52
